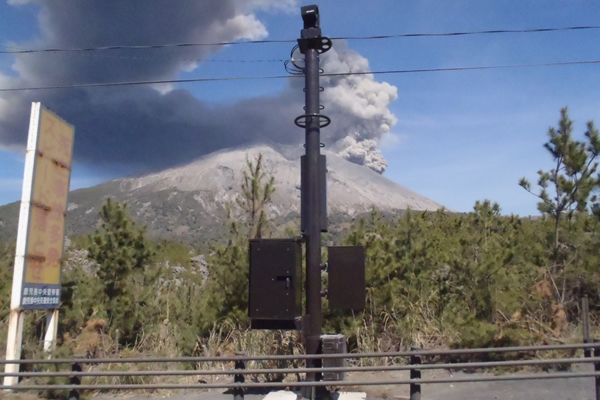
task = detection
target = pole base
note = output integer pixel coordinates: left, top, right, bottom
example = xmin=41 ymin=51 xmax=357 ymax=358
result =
xmin=300 ymin=385 xmax=330 ymax=400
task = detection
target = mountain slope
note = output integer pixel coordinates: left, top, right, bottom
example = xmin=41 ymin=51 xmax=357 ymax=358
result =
xmin=0 ymin=144 xmax=444 ymax=244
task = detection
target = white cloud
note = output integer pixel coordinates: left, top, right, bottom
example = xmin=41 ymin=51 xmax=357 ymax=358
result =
xmin=7 ymin=0 xmax=31 ymax=5
xmin=245 ymin=0 xmax=297 ymax=13
xmin=151 ymin=83 xmax=175 ymax=95
xmin=215 ymin=14 xmax=268 ymax=42
xmin=379 ymin=132 xmax=406 ymax=150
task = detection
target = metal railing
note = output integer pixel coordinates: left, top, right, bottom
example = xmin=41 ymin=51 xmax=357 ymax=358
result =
xmin=3 ymin=342 xmax=600 ymax=400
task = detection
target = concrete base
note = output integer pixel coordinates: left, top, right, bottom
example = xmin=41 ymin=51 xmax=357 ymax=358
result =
xmin=331 ymin=392 xmax=367 ymax=400
xmin=263 ymin=390 xmax=300 ymax=400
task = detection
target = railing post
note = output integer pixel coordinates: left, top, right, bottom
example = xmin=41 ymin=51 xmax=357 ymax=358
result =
xmin=68 ymin=357 xmax=83 ymax=400
xmin=583 ymin=296 xmax=591 ymax=358
xmin=594 ymin=343 xmax=600 ymax=400
xmin=410 ymin=348 xmax=421 ymax=400
xmin=234 ymin=352 xmax=245 ymax=400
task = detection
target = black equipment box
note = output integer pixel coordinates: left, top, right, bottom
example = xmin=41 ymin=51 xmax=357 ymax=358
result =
xmin=249 ymin=239 xmax=302 ymax=325
xmin=328 ymin=246 xmax=366 ymax=311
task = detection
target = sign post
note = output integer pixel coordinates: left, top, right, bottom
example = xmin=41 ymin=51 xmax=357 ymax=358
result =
xmin=3 ymin=102 xmax=74 ymax=387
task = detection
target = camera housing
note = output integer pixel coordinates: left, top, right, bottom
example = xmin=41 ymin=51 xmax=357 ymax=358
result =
xmin=300 ymin=5 xmax=321 ymax=39
xmin=301 ymin=5 xmax=320 ymax=29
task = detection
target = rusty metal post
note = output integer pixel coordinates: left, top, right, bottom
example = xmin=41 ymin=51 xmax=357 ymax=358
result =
xmin=233 ymin=352 xmax=245 ymax=400
xmin=410 ymin=348 xmax=421 ymax=400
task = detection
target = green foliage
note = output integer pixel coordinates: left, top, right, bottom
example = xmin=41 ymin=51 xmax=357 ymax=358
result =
xmin=154 ymin=240 xmax=193 ymax=268
xmin=329 ymin=108 xmax=600 ymax=352
xmin=5 ymin=109 xmax=600 ymax=365
xmin=74 ymin=198 xmax=158 ymax=344
xmin=88 ymin=198 xmax=155 ymax=299
xmin=0 ymin=241 xmax=15 ymax=354
xmin=197 ymin=153 xmax=276 ymax=336
xmin=0 ymin=241 xmax=14 ymax=318
xmin=520 ymin=107 xmax=600 ymax=249
xmin=519 ymin=108 xmax=600 ymax=315
xmin=331 ymin=207 xmax=546 ymax=350
xmin=59 ymin=234 xmax=207 ymax=356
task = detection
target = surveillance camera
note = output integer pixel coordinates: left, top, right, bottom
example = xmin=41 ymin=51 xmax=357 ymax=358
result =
xmin=301 ymin=5 xmax=320 ymax=29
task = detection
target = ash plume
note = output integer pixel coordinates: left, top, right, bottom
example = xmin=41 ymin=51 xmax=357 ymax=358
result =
xmin=0 ymin=0 xmax=397 ymax=174
xmin=320 ymin=41 xmax=398 ymax=173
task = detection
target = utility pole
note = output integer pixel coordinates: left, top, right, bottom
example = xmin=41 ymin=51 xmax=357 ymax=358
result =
xmin=250 ymin=7 xmax=364 ymax=398
xmin=296 ymin=4 xmax=332 ymax=392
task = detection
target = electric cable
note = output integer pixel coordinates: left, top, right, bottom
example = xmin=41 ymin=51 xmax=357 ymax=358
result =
xmin=1 ymin=25 xmax=599 ymax=55
xmin=1 ymin=59 xmax=599 ymax=92
xmin=36 ymin=52 xmax=286 ymax=63
xmin=334 ymin=26 xmax=600 ymax=40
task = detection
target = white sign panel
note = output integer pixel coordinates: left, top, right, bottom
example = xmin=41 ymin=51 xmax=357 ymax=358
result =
xmin=10 ymin=102 xmax=75 ymax=310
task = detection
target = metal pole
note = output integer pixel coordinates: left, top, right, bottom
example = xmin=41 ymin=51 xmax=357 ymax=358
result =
xmin=410 ymin=348 xmax=421 ymax=400
xmin=3 ymin=310 xmax=24 ymax=388
xmin=304 ymin=43 xmax=322 ymax=382
xmin=44 ymin=309 xmax=60 ymax=354
xmin=297 ymin=5 xmax=327 ymax=390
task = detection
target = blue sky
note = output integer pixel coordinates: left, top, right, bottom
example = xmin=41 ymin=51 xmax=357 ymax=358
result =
xmin=1 ymin=0 xmax=600 ymax=216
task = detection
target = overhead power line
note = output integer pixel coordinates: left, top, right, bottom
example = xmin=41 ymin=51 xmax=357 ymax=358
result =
xmin=1 ymin=26 xmax=599 ymax=55
xmin=28 ymin=52 xmax=287 ymax=63
xmin=337 ymin=25 xmax=600 ymax=40
xmin=1 ymin=59 xmax=599 ymax=92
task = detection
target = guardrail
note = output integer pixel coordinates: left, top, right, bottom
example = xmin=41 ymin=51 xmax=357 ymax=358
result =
xmin=3 ymin=342 xmax=600 ymax=400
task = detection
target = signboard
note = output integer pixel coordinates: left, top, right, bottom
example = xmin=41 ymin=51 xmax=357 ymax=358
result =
xmin=10 ymin=103 xmax=74 ymax=310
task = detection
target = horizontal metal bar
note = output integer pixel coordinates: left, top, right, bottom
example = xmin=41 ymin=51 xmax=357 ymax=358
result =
xmin=3 ymin=371 xmax=600 ymax=391
xmin=3 ymin=357 xmax=599 ymax=378
xmin=2 ymin=343 xmax=599 ymax=365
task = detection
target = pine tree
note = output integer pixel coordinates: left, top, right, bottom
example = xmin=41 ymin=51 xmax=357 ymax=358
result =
xmin=198 ymin=153 xmax=276 ymax=334
xmin=236 ymin=153 xmax=276 ymax=239
xmin=88 ymin=198 xmax=154 ymax=298
xmin=519 ymin=108 xmax=600 ymax=254
xmin=519 ymin=108 xmax=600 ymax=312
xmin=473 ymin=199 xmax=501 ymax=252
xmin=86 ymin=198 xmax=156 ymax=342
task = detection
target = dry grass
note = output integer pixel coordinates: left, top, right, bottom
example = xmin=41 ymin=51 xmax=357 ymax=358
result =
xmin=352 ymin=299 xmax=461 ymax=367
xmin=195 ymin=319 xmax=304 ymax=384
xmin=5 ymin=308 xmax=599 ymax=399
